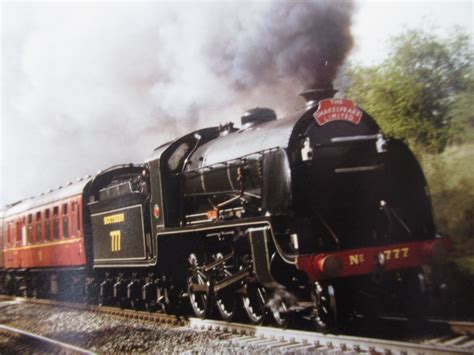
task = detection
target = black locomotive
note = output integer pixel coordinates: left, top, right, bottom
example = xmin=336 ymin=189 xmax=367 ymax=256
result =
xmin=1 ymin=88 xmax=450 ymax=330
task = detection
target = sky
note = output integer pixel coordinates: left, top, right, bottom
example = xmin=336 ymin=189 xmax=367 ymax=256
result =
xmin=352 ymin=0 xmax=473 ymax=65
xmin=0 ymin=0 xmax=473 ymax=207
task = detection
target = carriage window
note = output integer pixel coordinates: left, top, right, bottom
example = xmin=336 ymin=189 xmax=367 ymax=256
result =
xmin=27 ymin=214 xmax=33 ymax=244
xmin=62 ymin=203 xmax=69 ymax=238
xmin=12 ymin=223 xmax=16 ymax=245
xmin=22 ymin=217 xmax=27 ymax=246
xmin=71 ymin=203 xmax=76 ymax=233
xmin=36 ymin=211 xmax=42 ymax=242
xmin=45 ymin=209 xmax=51 ymax=241
xmin=16 ymin=220 xmax=22 ymax=244
xmin=3 ymin=224 xmax=6 ymax=245
xmin=7 ymin=223 xmax=12 ymax=246
xmin=53 ymin=206 xmax=59 ymax=240
xmin=76 ymin=203 xmax=81 ymax=232
xmin=167 ymin=142 xmax=190 ymax=172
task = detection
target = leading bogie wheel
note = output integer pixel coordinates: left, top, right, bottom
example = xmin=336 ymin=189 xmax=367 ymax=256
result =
xmin=312 ymin=282 xmax=337 ymax=332
xmin=271 ymin=300 xmax=289 ymax=328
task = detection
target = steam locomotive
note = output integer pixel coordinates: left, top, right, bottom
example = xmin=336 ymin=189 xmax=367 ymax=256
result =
xmin=0 ymin=88 xmax=450 ymax=330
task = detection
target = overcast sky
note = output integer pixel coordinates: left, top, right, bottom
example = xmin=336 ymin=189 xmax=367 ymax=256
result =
xmin=353 ymin=0 xmax=473 ymax=65
xmin=1 ymin=0 xmax=473 ymax=207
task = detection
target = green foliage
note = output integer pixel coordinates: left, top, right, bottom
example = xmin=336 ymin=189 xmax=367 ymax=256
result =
xmin=449 ymin=72 xmax=474 ymax=144
xmin=456 ymin=257 xmax=474 ymax=274
xmin=347 ymin=30 xmax=473 ymax=153
xmin=421 ymin=145 xmax=474 ymax=259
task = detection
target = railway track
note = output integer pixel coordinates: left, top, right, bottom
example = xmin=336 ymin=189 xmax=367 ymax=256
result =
xmin=0 ymin=324 xmax=92 ymax=354
xmin=0 ymin=294 xmax=183 ymax=326
xmin=183 ymin=318 xmax=474 ymax=354
xmin=1 ymin=295 xmax=473 ymax=354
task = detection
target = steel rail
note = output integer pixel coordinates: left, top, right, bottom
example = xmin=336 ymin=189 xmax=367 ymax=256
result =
xmin=186 ymin=318 xmax=473 ymax=354
xmin=0 ymin=324 xmax=93 ymax=354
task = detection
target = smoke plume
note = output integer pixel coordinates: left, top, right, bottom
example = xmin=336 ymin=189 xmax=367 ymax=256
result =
xmin=1 ymin=1 xmax=354 ymax=205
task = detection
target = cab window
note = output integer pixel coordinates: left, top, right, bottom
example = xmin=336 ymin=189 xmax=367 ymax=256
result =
xmin=167 ymin=142 xmax=190 ymax=172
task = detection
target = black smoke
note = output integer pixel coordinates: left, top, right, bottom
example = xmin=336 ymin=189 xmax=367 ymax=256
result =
xmin=207 ymin=1 xmax=354 ymax=90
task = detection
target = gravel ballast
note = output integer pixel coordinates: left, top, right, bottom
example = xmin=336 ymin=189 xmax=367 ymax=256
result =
xmin=0 ymin=300 xmax=279 ymax=353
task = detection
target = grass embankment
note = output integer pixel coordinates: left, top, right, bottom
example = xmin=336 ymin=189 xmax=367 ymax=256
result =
xmin=421 ymin=143 xmax=474 ymax=274
xmin=456 ymin=256 xmax=474 ymax=274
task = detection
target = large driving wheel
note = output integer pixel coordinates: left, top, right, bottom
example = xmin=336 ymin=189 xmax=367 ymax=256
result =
xmin=215 ymin=268 xmax=236 ymax=321
xmin=187 ymin=254 xmax=211 ymax=318
xmin=241 ymin=280 xmax=266 ymax=324
xmin=312 ymin=282 xmax=337 ymax=332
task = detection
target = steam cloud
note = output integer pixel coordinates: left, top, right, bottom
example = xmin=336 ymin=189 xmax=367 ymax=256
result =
xmin=1 ymin=1 xmax=354 ymax=205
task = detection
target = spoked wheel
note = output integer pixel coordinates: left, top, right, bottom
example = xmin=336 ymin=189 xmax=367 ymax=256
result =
xmin=312 ymin=282 xmax=337 ymax=332
xmin=271 ymin=300 xmax=289 ymax=328
xmin=241 ymin=280 xmax=267 ymax=324
xmin=268 ymin=286 xmax=297 ymax=328
xmin=187 ymin=253 xmax=211 ymax=318
xmin=215 ymin=268 xmax=236 ymax=321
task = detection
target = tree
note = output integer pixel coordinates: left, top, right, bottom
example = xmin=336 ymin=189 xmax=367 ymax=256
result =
xmin=347 ymin=30 xmax=473 ymax=153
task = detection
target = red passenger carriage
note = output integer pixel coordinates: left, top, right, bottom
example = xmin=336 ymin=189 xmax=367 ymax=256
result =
xmin=1 ymin=179 xmax=91 ymax=296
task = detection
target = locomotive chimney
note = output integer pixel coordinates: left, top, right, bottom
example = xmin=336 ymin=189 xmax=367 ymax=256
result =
xmin=300 ymin=85 xmax=337 ymax=103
